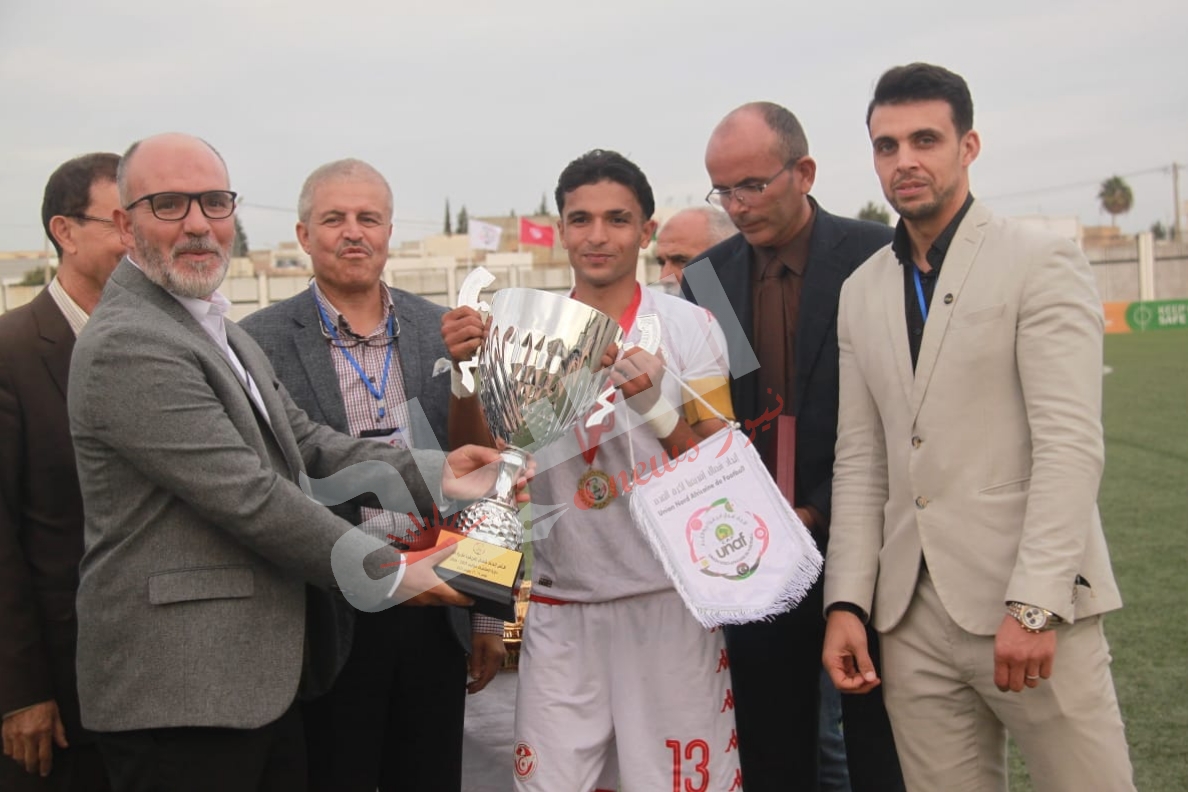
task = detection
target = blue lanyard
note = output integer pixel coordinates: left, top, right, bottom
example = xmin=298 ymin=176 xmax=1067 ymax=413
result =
xmin=312 ymin=286 xmax=395 ymax=421
xmin=912 ymin=266 xmax=929 ymax=323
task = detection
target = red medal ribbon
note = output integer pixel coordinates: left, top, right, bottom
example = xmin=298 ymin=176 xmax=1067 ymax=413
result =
xmin=616 ymin=282 xmax=643 ymax=336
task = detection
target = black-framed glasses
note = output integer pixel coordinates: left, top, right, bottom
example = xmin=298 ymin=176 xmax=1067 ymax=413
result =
xmin=705 ymin=160 xmax=798 ymax=209
xmin=125 ymin=191 xmax=238 ymax=221
xmin=67 ymin=214 xmax=115 ymax=225
xmin=318 ymin=313 xmax=401 ymax=348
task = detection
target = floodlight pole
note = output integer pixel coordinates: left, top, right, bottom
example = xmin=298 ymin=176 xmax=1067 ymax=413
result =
xmin=1172 ymin=162 xmax=1183 ymax=242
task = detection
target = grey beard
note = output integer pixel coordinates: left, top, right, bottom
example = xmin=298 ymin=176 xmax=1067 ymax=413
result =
xmin=134 ymin=231 xmax=229 ymax=299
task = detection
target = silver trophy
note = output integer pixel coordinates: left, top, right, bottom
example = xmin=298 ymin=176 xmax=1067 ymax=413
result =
xmin=437 ymin=284 xmax=622 ymax=619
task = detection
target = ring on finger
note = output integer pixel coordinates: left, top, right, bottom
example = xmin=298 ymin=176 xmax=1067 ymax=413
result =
xmin=1025 ymin=674 xmax=1040 ymax=680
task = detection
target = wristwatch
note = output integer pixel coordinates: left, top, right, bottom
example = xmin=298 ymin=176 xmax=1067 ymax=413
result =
xmin=1006 ymin=601 xmax=1063 ymax=633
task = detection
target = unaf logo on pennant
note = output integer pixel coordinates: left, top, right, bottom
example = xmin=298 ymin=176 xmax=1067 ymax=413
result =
xmin=686 ymin=497 xmax=769 ymax=580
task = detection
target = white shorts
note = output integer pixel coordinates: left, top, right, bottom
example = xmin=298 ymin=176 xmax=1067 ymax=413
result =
xmin=512 ymin=590 xmax=742 ymax=792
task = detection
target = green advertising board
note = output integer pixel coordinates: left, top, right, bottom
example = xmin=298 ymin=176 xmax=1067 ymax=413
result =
xmin=1125 ymin=300 xmax=1188 ymax=332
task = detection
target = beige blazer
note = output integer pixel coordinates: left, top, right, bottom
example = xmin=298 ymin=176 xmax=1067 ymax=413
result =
xmin=824 ymin=201 xmax=1122 ymax=636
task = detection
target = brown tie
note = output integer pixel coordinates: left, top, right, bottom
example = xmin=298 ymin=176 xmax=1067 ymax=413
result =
xmin=755 ymin=255 xmax=792 ymax=416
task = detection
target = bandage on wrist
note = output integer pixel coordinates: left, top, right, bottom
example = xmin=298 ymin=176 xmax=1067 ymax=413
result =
xmin=638 ymin=395 xmax=679 ymax=438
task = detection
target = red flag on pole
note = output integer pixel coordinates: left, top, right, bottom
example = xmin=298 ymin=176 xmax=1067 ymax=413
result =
xmin=519 ymin=218 xmax=555 ymax=247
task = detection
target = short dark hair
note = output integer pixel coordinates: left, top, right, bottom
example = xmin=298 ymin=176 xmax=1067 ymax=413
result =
xmin=555 ymin=149 xmax=655 ymax=220
xmin=740 ymin=101 xmax=809 ymax=163
xmin=866 ymin=63 xmax=974 ymax=137
xmin=40 ymin=152 xmax=120 ymax=258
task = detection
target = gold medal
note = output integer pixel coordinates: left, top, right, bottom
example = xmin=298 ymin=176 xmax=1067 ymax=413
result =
xmin=577 ymin=468 xmax=617 ymax=510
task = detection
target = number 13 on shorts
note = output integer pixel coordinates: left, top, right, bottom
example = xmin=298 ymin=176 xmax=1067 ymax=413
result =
xmin=667 ymin=737 xmax=743 ymax=792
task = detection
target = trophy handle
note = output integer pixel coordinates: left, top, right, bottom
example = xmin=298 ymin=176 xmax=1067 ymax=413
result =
xmin=456 ymin=267 xmax=496 ymax=391
xmin=458 ymin=266 xmax=496 ymax=311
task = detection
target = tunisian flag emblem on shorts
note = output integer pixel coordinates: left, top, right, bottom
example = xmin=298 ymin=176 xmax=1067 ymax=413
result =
xmin=519 ymin=218 xmax=555 ymax=247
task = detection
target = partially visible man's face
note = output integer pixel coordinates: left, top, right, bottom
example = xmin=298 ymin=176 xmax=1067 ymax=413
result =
xmin=559 ymin=179 xmax=656 ymax=290
xmin=297 ymin=176 xmax=393 ymax=297
xmin=74 ymin=179 xmax=126 ymax=282
xmin=655 ymin=211 xmax=714 ymax=283
xmin=115 ymin=135 xmax=234 ymax=299
xmin=705 ymin=110 xmax=814 ymax=249
xmin=868 ymin=99 xmax=979 ymax=224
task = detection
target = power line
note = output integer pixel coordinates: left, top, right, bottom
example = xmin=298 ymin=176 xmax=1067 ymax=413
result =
xmin=983 ymin=165 xmax=1174 ymax=202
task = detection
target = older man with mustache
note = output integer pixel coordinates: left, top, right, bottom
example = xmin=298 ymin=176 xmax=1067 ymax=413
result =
xmin=68 ymin=134 xmax=517 ymax=792
xmin=241 ymin=159 xmax=506 ymax=792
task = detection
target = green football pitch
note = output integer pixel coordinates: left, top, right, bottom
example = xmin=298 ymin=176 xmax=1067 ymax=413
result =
xmin=519 ymin=329 xmax=1187 ymax=788
xmin=1009 ymin=328 xmax=1188 ymax=790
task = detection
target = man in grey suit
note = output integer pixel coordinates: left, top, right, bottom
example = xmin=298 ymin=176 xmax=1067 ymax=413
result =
xmin=68 ymin=133 xmax=514 ymax=792
xmin=823 ymin=63 xmax=1135 ymax=791
xmin=241 ymin=158 xmax=505 ymax=792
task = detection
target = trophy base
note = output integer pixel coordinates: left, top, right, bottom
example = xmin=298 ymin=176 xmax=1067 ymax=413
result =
xmin=433 ymin=532 xmax=524 ymax=622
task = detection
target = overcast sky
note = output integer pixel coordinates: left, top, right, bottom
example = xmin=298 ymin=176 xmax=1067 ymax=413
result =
xmin=1 ymin=0 xmax=1184 ymax=252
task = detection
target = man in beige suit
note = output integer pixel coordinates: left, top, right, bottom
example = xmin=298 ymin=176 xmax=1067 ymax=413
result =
xmin=822 ymin=63 xmax=1136 ymax=791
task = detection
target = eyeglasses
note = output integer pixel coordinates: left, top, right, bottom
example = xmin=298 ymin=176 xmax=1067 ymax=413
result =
xmin=68 ymin=214 xmax=115 ymax=225
xmin=125 ymin=191 xmax=238 ymax=221
xmin=705 ymin=161 xmax=798 ymax=209
xmin=318 ymin=314 xmax=401 ymax=348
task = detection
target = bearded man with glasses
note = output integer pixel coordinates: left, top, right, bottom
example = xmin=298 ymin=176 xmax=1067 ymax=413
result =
xmin=683 ymin=102 xmax=904 ymax=792
xmin=68 ymin=135 xmax=519 ymax=792
xmin=241 ymin=159 xmax=506 ymax=792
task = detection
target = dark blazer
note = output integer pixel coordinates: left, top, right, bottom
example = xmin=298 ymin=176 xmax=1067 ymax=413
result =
xmin=0 ymin=289 xmax=90 ymax=743
xmin=687 ymin=200 xmax=892 ymax=540
xmin=239 ymin=286 xmax=470 ymax=651
xmin=683 ymin=201 xmax=899 ymax=792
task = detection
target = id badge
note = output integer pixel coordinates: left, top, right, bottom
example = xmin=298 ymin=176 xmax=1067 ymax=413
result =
xmin=359 ymin=427 xmax=407 ymax=450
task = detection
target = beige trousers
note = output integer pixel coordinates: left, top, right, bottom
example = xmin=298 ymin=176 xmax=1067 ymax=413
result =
xmin=880 ymin=571 xmax=1136 ymax=792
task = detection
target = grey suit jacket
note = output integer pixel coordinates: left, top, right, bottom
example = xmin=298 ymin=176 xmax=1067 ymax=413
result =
xmin=826 ymin=201 xmax=1123 ymax=635
xmin=68 ymin=260 xmax=447 ymax=731
xmin=240 ymin=286 xmax=471 ymax=651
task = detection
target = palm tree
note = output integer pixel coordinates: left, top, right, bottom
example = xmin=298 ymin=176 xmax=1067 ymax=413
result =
xmin=857 ymin=200 xmax=891 ymax=225
xmin=1098 ymin=176 xmax=1133 ymax=227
